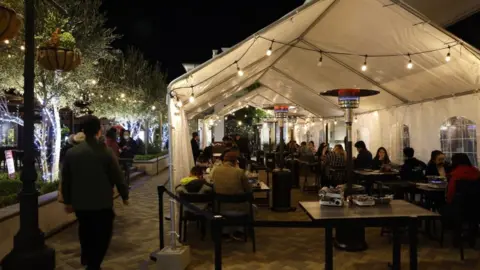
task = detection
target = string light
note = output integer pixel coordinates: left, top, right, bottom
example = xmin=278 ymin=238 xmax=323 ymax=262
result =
xmin=120 ymin=93 xmax=125 ymax=98
xmin=266 ymin=40 xmax=273 ymax=56
xmin=189 ymin=86 xmax=195 ymax=103
xmin=334 ymin=119 xmax=337 ymax=125
xmin=151 ymin=105 xmax=156 ymax=111
xmin=4 ymin=40 xmax=9 ymax=44
xmin=361 ymin=55 xmax=367 ymax=71
xmin=169 ymin=35 xmax=464 ymax=93
xmin=238 ymin=121 xmax=242 ymax=126
xmin=317 ymin=51 xmax=323 ymax=67
xmin=445 ymin=46 xmax=451 ymax=62
xmin=224 ymin=116 xmax=227 ymax=120
xmin=354 ymin=116 xmax=358 ymax=123
xmin=406 ymin=53 xmax=413 ymax=69
xmin=176 ymin=98 xmax=183 ymax=108
xmin=20 ymin=45 xmax=25 ymax=51
xmin=7 ymin=54 xmax=12 ymax=58
xmin=236 ymin=61 xmax=244 ymax=77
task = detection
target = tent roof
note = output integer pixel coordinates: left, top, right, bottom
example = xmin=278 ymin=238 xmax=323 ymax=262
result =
xmin=403 ymin=0 xmax=480 ymax=27
xmin=169 ymin=0 xmax=480 ymax=119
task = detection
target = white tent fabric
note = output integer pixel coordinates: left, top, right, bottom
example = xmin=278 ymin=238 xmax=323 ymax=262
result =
xmin=403 ymin=0 xmax=480 ymax=27
xmin=167 ymin=0 xmax=480 ymax=186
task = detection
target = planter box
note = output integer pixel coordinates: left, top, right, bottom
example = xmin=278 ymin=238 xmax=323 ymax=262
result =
xmin=134 ymin=155 xmax=169 ymax=176
xmin=0 ymin=191 xmax=76 ymax=259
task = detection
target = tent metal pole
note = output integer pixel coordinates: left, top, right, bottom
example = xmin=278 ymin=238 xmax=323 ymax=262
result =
xmin=166 ymin=93 xmax=177 ymax=250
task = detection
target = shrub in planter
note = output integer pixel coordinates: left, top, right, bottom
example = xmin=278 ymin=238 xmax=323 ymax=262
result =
xmin=37 ymin=29 xmax=81 ymax=72
xmin=0 ymin=194 xmax=17 ymax=208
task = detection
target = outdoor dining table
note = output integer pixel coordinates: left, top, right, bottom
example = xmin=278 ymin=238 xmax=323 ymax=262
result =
xmin=354 ymin=169 xmax=399 ymax=195
xmin=299 ymin=200 xmax=439 ymax=270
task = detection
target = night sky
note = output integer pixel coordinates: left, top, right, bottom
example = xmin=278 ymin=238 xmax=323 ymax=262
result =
xmin=102 ymin=0 xmax=479 ymax=83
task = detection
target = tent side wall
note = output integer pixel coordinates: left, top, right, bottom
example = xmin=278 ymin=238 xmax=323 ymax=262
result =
xmin=353 ymin=93 xmax=480 ymax=165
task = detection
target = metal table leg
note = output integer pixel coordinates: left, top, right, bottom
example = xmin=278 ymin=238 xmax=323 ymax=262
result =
xmin=409 ymin=218 xmax=418 ymax=270
xmin=392 ymin=225 xmax=401 ymax=270
xmin=325 ymin=226 xmax=333 ymax=270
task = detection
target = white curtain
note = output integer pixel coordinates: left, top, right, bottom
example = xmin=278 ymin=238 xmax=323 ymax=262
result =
xmin=170 ymin=102 xmax=194 ymax=188
xmin=356 ymin=93 xmax=480 ymax=164
xmin=389 ymin=123 xmax=403 ymax=164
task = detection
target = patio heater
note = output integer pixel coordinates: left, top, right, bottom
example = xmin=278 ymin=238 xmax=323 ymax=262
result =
xmin=271 ymin=105 xmax=295 ymax=212
xmin=263 ymin=118 xmax=276 ymax=153
xmin=288 ymin=116 xmax=297 ymax=142
xmin=274 ymin=104 xmax=288 ymax=169
xmin=321 ymin=88 xmax=379 ymax=252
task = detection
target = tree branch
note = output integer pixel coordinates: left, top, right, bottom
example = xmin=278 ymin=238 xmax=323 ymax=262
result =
xmin=43 ymin=0 xmax=68 ymax=16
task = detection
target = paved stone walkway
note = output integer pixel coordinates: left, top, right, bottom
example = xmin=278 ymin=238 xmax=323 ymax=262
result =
xmin=48 ymin=171 xmax=480 ymax=270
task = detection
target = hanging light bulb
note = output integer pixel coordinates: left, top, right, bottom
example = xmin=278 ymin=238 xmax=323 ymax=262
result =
xmin=361 ymin=55 xmax=368 ymax=71
xmin=317 ymin=51 xmax=323 ymax=67
xmin=445 ymin=46 xmax=451 ymax=62
xmin=224 ymin=116 xmax=228 ymax=120
xmin=189 ymin=86 xmax=195 ymax=103
xmin=406 ymin=53 xmax=413 ymax=69
xmin=354 ymin=116 xmax=358 ymax=123
xmin=4 ymin=40 xmax=9 ymax=44
xmin=334 ymin=119 xmax=338 ymax=125
xmin=266 ymin=40 xmax=273 ymax=56
xmin=236 ymin=62 xmax=244 ymax=77
xmin=176 ymin=98 xmax=183 ymax=108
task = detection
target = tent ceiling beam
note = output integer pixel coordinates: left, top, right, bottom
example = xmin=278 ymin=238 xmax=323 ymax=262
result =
xmin=390 ymin=0 xmax=480 ymax=62
xmin=300 ymin=39 xmax=410 ymax=104
xmin=269 ymin=66 xmax=342 ymax=109
xmin=262 ymin=84 xmax=322 ymax=117
xmin=185 ymin=68 xmax=270 ymax=119
xmin=298 ymin=0 xmax=339 ymax=39
xmin=185 ymin=40 xmax=296 ymax=103
xmin=255 ymin=0 xmax=339 ymax=84
xmin=167 ymin=0 xmax=336 ymax=89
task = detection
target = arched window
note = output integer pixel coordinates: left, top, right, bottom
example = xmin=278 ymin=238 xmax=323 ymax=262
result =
xmin=440 ymin=117 xmax=477 ymax=166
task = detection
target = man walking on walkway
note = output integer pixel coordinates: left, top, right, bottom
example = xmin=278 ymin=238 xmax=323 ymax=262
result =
xmin=61 ymin=115 xmax=129 ymax=270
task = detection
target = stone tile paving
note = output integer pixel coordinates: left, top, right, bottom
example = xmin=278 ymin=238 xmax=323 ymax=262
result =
xmin=48 ymin=171 xmax=480 ymax=270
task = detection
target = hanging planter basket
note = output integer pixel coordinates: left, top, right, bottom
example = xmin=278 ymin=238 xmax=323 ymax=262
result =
xmin=0 ymin=5 xmax=22 ymax=42
xmin=37 ymin=47 xmax=82 ymax=72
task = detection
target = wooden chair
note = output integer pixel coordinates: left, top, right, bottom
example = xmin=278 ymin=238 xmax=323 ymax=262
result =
xmin=214 ymin=192 xmax=256 ymax=252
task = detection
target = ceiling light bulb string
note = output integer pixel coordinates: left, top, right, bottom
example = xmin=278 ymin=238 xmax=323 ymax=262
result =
xmin=169 ymin=37 xmax=259 ymax=102
xmin=169 ymin=35 xmax=463 ymax=102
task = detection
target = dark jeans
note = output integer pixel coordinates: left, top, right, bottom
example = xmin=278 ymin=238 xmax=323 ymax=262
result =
xmin=76 ymin=209 xmax=115 ymax=270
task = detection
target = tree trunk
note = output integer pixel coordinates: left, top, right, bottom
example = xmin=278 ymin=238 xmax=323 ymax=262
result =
xmin=144 ymin=119 xmax=149 ymax=154
xmin=51 ymin=104 xmax=61 ymax=182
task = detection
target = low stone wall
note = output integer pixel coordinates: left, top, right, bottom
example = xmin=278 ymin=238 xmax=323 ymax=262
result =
xmin=134 ymin=155 xmax=168 ymax=176
xmin=0 ymin=191 xmax=76 ymax=259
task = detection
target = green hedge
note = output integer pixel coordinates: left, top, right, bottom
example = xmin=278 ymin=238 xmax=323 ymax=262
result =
xmin=134 ymin=151 xmax=168 ymax=161
xmin=0 ymin=173 xmax=59 ymax=208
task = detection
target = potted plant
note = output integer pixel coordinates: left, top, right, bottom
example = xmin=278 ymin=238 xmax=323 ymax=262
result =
xmin=37 ymin=28 xmax=81 ymax=72
xmin=0 ymin=4 xmax=22 ymax=42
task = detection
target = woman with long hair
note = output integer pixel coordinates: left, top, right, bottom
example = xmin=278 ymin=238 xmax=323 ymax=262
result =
xmin=372 ymin=147 xmax=391 ymax=170
xmin=425 ymin=150 xmax=449 ymax=177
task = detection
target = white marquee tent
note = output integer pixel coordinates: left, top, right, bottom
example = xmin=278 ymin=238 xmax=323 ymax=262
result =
xmin=166 ymin=0 xmax=480 ymax=187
